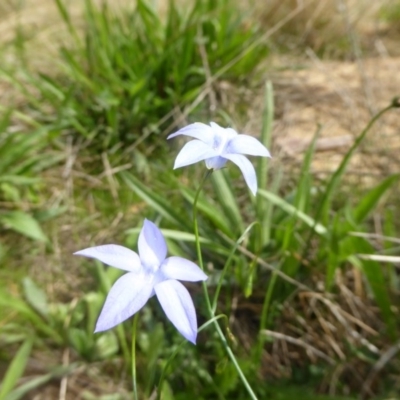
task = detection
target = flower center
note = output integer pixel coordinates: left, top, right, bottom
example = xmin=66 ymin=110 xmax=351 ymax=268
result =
xmin=212 ymin=135 xmax=227 ymax=153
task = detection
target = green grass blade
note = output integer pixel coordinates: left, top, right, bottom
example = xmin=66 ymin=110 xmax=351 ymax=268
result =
xmin=0 ymin=339 xmax=33 ymax=400
xmin=256 ymin=80 xmax=273 ymax=248
xmin=210 ymin=170 xmax=244 ymax=234
xmin=294 ymin=126 xmax=321 ymax=212
xmin=0 ymin=293 xmax=62 ymax=343
xmin=301 ymin=102 xmax=396 ymax=261
xmin=0 ymin=211 xmax=48 ymax=242
xmin=353 ymin=174 xmax=400 ymax=224
xmin=319 ymin=103 xmax=395 ymax=223
xmin=120 ymin=172 xmax=190 ymax=229
xmin=54 ymin=0 xmax=81 ymax=45
xmin=352 ymin=245 xmax=396 ymax=338
xmin=4 ymin=365 xmax=76 ymax=400
xmin=180 ymin=187 xmax=232 ymax=235
xmin=258 ymin=189 xmax=327 ymax=235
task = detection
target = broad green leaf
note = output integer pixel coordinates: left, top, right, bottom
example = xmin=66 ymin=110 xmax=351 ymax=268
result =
xmin=22 ymin=278 xmax=48 ymax=318
xmin=95 ymin=331 xmax=119 ymax=360
xmin=0 ymin=211 xmax=48 ymax=242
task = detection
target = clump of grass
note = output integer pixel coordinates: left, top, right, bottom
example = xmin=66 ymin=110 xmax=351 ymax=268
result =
xmin=2 ymin=0 xmax=267 ymax=159
xmin=0 ymin=111 xmax=62 ymax=243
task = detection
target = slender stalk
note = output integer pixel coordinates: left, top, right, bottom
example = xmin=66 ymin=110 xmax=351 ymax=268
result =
xmin=132 ymin=313 xmax=139 ymax=400
xmin=193 ymin=170 xmax=258 ymax=400
xmin=212 ymin=222 xmax=258 ymax=314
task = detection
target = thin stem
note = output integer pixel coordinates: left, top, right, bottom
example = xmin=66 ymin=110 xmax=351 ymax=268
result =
xmin=132 ymin=313 xmax=139 ymax=400
xmin=193 ymin=170 xmax=258 ymax=400
xmin=212 ymin=222 xmax=258 ymax=314
xmin=193 ymin=170 xmax=213 ymax=272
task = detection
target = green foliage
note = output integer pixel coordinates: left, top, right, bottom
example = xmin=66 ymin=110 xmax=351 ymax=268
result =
xmin=5 ymin=0 xmax=267 ymax=156
xmin=0 ymin=339 xmax=33 ymax=400
xmin=0 ymin=114 xmax=62 ymax=243
xmin=1 ymin=211 xmax=47 ymax=242
xmin=121 ymin=85 xmax=400 ymax=364
xmin=380 ymin=0 xmax=400 ymax=27
xmin=1 ymin=1 xmax=399 ymax=398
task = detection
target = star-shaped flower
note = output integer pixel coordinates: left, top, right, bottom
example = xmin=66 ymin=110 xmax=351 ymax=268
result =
xmin=74 ymin=219 xmax=207 ymax=344
xmin=167 ymin=122 xmax=271 ymax=195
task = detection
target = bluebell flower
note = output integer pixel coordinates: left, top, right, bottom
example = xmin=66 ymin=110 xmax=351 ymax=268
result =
xmin=74 ymin=219 xmax=207 ymax=344
xmin=168 ymin=122 xmax=271 ymax=195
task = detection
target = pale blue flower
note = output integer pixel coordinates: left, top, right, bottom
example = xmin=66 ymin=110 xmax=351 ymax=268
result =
xmin=168 ymin=122 xmax=271 ymax=195
xmin=74 ymin=219 xmax=207 ymax=344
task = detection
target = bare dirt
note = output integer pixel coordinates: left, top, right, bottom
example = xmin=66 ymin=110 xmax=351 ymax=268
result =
xmin=270 ymin=55 xmax=400 ymax=179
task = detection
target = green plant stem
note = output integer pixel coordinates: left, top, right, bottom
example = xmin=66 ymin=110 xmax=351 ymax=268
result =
xmin=193 ymin=170 xmax=258 ymax=400
xmin=212 ymin=222 xmax=258 ymax=313
xmin=132 ymin=313 xmax=139 ymax=400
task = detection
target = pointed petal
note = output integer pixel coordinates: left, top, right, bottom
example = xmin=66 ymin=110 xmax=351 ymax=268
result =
xmin=155 ymin=280 xmax=198 ymax=344
xmin=173 ymin=140 xmax=218 ymax=169
xmin=160 ymin=257 xmax=208 ymax=282
xmin=223 ymin=153 xmax=258 ymax=195
xmin=167 ymin=122 xmax=214 ymax=145
xmin=225 ymin=134 xmax=271 ymax=157
xmin=74 ymin=245 xmax=141 ymax=272
xmin=95 ymin=271 xmax=153 ymax=332
xmin=210 ymin=122 xmax=237 ymax=141
xmin=138 ymin=219 xmax=167 ymax=269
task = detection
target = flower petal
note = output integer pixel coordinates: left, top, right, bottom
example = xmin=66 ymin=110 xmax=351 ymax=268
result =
xmin=95 ymin=270 xmax=153 ymax=332
xmin=74 ymin=245 xmax=141 ymax=272
xmin=167 ymin=122 xmax=214 ymax=146
xmin=138 ymin=219 xmax=167 ymax=269
xmin=225 ymin=134 xmax=271 ymax=157
xmin=173 ymin=140 xmax=218 ymax=169
xmin=209 ymin=122 xmax=237 ymax=141
xmin=155 ymin=280 xmax=198 ymax=344
xmin=223 ymin=153 xmax=258 ymax=195
xmin=159 ymin=257 xmax=208 ymax=282
xmin=205 ymin=156 xmax=227 ymax=170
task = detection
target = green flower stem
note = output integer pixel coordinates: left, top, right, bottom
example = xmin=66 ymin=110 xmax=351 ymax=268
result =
xmin=132 ymin=313 xmax=139 ymax=400
xmin=193 ymin=170 xmax=258 ymax=400
xmin=212 ymin=222 xmax=258 ymax=314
